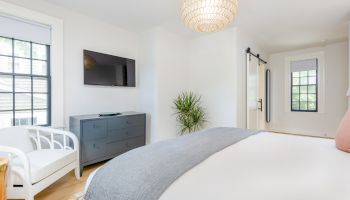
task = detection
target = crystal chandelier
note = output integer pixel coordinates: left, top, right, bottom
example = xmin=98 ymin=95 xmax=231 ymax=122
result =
xmin=180 ymin=0 xmax=238 ymax=32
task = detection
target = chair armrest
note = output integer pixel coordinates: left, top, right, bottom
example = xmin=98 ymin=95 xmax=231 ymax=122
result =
xmin=0 ymin=145 xmax=31 ymax=186
xmin=21 ymin=126 xmax=79 ymax=152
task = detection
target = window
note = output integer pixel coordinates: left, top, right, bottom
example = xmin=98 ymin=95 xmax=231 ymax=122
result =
xmin=290 ymin=58 xmax=317 ymax=112
xmin=0 ymin=36 xmax=50 ymax=128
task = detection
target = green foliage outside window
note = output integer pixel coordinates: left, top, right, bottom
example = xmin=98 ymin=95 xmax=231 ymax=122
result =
xmin=291 ymin=70 xmax=317 ymax=112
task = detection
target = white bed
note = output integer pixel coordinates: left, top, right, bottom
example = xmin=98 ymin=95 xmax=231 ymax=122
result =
xmin=85 ymin=132 xmax=350 ymax=200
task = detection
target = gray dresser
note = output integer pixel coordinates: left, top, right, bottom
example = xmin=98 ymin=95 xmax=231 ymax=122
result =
xmin=69 ymin=112 xmax=146 ymax=175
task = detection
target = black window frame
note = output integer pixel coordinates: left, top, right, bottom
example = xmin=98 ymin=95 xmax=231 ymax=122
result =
xmin=290 ymin=62 xmax=318 ymax=112
xmin=0 ymin=36 xmax=51 ymax=126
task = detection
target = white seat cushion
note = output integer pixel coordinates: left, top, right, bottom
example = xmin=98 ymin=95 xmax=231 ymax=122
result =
xmin=10 ymin=149 xmax=77 ymax=185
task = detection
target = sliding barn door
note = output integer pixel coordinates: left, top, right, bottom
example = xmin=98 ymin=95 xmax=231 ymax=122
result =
xmin=247 ymin=55 xmax=265 ymax=129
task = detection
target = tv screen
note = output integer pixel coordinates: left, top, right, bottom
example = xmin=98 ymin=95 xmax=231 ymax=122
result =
xmin=84 ymin=50 xmax=136 ymax=87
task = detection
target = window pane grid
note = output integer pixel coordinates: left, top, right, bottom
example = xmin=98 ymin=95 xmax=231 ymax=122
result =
xmin=0 ymin=36 xmax=50 ymax=127
xmin=30 ymin=42 xmax=34 ymax=122
xmin=291 ymin=69 xmax=317 ymax=112
xmin=0 ymin=108 xmax=48 ymax=112
xmin=0 ymin=54 xmax=47 ymax=61
xmin=0 ymin=72 xmax=49 ymax=78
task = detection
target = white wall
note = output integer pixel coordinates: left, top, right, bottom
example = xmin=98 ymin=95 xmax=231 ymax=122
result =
xmin=188 ymin=28 xmax=237 ymax=128
xmin=154 ymin=28 xmax=189 ymax=141
xmin=188 ymin=28 xmax=267 ymax=129
xmin=139 ymin=27 xmax=266 ymax=142
xmin=62 ymin=14 xmax=139 ymax=127
xmin=138 ymin=30 xmax=157 ymax=143
xmin=3 ymin=0 xmax=140 ymax=127
xmin=139 ymin=27 xmax=188 ymax=143
xmin=267 ymin=42 xmax=348 ymax=138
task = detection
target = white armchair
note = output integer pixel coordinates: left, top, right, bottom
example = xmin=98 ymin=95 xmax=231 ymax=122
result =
xmin=0 ymin=126 xmax=80 ymax=200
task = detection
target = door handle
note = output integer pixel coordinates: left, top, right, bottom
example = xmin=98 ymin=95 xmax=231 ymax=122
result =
xmin=258 ymin=99 xmax=263 ymax=112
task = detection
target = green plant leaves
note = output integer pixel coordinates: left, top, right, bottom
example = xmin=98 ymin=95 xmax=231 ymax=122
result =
xmin=173 ymin=91 xmax=206 ymax=135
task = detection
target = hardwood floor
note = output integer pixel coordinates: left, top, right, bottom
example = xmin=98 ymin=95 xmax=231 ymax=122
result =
xmin=34 ymin=162 xmax=105 ymax=200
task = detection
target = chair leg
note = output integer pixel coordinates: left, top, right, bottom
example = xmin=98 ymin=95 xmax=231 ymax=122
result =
xmin=26 ymin=196 xmax=34 ymax=200
xmin=75 ymin=167 xmax=81 ymax=180
xmin=26 ymin=193 xmax=34 ymax=200
xmin=23 ymin=181 xmax=34 ymax=200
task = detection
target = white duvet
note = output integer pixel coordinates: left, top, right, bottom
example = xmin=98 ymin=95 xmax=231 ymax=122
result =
xmin=86 ymin=132 xmax=350 ymax=200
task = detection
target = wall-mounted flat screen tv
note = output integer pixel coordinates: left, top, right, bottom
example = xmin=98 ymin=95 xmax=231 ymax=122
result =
xmin=84 ymin=50 xmax=136 ymax=87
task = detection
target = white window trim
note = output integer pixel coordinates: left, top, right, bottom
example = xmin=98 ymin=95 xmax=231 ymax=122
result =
xmin=284 ymin=51 xmax=325 ymax=113
xmin=0 ymin=1 xmax=64 ymax=127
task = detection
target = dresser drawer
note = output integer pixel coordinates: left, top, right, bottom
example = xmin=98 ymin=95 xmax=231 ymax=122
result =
xmin=108 ymin=126 xmax=144 ymax=141
xmin=107 ymin=115 xmax=145 ymax=130
xmin=82 ymin=119 xmax=107 ymax=141
xmin=81 ymin=140 xmax=107 ymax=163
xmin=105 ymin=136 xmax=145 ymax=157
xmin=70 ymin=112 xmax=146 ymax=173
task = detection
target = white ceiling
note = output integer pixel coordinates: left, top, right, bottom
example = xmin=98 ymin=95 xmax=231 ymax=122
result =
xmin=43 ymin=0 xmax=350 ymax=53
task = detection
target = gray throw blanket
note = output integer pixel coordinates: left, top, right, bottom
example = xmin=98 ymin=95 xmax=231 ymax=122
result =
xmin=85 ymin=127 xmax=259 ymax=200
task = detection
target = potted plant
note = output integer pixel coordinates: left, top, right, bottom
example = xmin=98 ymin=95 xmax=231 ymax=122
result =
xmin=173 ymin=91 xmax=207 ymax=135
